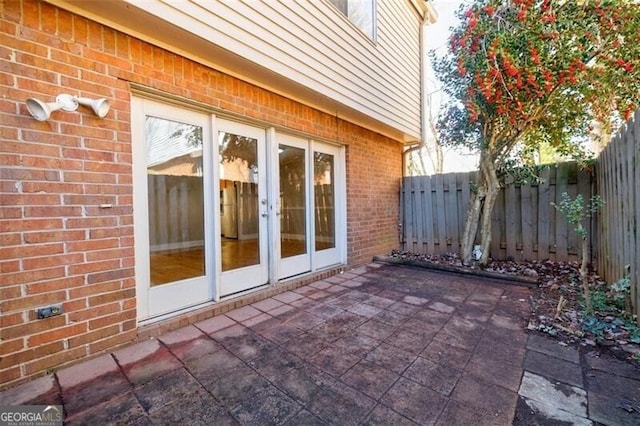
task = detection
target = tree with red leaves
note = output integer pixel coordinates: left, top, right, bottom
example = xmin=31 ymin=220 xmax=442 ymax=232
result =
xmin=432 ymin=0 xmax=640 ymax=265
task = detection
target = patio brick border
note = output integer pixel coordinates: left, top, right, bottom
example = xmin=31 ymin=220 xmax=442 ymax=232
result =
xmin=372 ymin=256 xmax=539 ymax=287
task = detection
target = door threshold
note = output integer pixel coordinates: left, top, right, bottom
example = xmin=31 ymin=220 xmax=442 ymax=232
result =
xmin=219 ymin=283 xmax=270 ymax=301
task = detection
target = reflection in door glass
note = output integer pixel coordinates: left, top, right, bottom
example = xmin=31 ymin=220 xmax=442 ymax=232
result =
xmin=314 ymin=152 xmax=335 ymax=251
xmin=145 ymin=116 xmax=204 ymax=286
xmin=219 ymin=131 xmax=260 ymax=271
xmin=280 ymin=145 xmax=307 ymax=258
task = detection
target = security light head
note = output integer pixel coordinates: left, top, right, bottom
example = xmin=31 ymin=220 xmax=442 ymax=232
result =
xmin=76 ymin=97 xmax=110 ymax=118
xmin=25 ymin=98 xmax=64 ymax=121
xmin=26 ymin=93 xmax=77 ymax=121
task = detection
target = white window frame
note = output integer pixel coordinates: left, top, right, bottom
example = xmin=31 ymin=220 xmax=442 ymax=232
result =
xmin=327 ymin=0 xmax=377 ymax=40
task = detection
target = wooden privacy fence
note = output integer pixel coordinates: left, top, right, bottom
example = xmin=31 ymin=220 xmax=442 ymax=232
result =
xmin=400 ymin=110 xmax=639 ymax=317
xmin=596 ymin=109 xmax=639 ymax=317
xmin=401 ymin=162 xmax=594 ymax=262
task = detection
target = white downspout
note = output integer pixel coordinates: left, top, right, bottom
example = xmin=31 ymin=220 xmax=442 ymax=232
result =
xmin=404 ymin=2 xmax=438 ymax=174
xmin=401 ymin=2 xmax=438 ymax=248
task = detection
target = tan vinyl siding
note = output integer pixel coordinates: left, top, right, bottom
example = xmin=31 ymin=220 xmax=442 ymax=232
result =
xmin=51 ymin=0 xmax=424 ymax=140
xmin=376 ymin=1 xmax=422 ymax=116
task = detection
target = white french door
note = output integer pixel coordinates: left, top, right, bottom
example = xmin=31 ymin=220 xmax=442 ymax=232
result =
xmin=275 ymin=137 xmax=345 ymax=277
xmin=216 ymin=119 xmax=269 ymax=296
xmin=132 ymin=99 xmax=214 ymax=319
xmin=276 ymin=134 xmax=312 ymax=278
xmin=133 ymin=98 xmax=345 ymax=321
xmin=312 ymin=142 xmax=344 ymax=270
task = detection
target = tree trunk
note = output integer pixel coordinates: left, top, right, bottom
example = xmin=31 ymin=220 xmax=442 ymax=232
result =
xmin=460 ymin=189 xmax=483 ymax=265
xmin=579 ymin=230 xmax=591 ymax=312
xmin=478 ymin=156 xmax=500 ymax=265
xmin=460 ymin=151 xmax=500 ymax=265
xmin=428 ymin=103 xmax=444 ymax=174
xmin=434 ymin=143 xmax=444 ymax=174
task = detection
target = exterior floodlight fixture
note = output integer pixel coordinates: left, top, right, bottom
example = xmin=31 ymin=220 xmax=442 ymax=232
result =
xmin=25 ymin=94 xmax=110 ymax=121
xmin=76 ymin=97 xmax=110 ymax=118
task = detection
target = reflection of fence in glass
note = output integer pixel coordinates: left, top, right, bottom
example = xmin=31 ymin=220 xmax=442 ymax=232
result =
xmin=280 ymin=192 xmax=306 ymax=239
xmin=148 ymin=175 xmax=204 ymax=248
xmin=314 ymin=151 xmax=335 ymax=251
xmin=147 ymin=175 xmax=205 ymax=286
xmin=237 ymin=182 xmax=259 ymax=238
xmin=280 ymin=144 xmax=307 ymax=258
xmin=315 ymin=184 xmax=335 ymax=251
xmin=145 ymin=115 xmax=205 ymax=286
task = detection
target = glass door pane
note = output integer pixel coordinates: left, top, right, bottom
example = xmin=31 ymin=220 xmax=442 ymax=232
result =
xmin=219 ymin=132 xmax=260 ymax=271
xmin=146 ymin=116 xmax=205 ymax=286
xmin=277 ymin=134 xmax=311 ymax=279
xmin=314 ymin=151 xmax=335 ymax=251
xmin=279 ymin=144 xmax=307 ymax=258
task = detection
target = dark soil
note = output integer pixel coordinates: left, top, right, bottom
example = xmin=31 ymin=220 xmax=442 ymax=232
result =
xmin=389 ymin=250 xmax=640 ymax=366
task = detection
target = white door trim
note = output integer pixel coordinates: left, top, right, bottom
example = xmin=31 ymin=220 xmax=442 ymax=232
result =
xmin=276 ymin=132 xmax=312 ymax=279
xmin=132 ymin=97 xmax=213 ymax=320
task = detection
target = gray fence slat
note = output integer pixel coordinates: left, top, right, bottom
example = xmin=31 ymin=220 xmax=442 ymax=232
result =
xmin=434 ymin=174 xmax=446 ymax=251
xmin=415 ymin=177 xmax=425 ymax=253
xmin=601 ymin=144 xmax=612 ymax=281
xmin=505 ymin=184 xmax=517 ymax=258
xmin=424 ymin=175 xmax=435 ymax=254
xmin=460 ymin=174 xmax=471 ymax=242
xmin=554 ymin=165 xmax=569 ymax=260
xmin=446 ymin=173 xmax=459 ymax=252
xmin=537 ymin=167 xmax=551 ymax=260
xmin=629 ymin=109 xmax=640 ymax=316
xmin=631 ymin=130 xmax=637 ymax=308
xmin=604 ymin=140 xmax=613 ymax=281
xmin=576 ymin=168 xmax=592 ymax=261
xmin=409 ymin=178 xmax=417 ymax=253
xmin=607 ymin=137 xmax=616 ymax=281
xmin=521 ymin=183 xmax=534 ymax=260
xmin=402 ymin=178 xmax=411 ymax=251
xmin=622 ymin=125 xmax=632 ymax=282
xmin=490 ymin=188 xmax=504 ymax=259
xmin=610 ymin=134 xmax=622 ymax=279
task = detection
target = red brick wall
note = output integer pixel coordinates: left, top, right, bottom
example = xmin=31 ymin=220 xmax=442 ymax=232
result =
xmin=0 ymin=0 xmax=402 ymax=389
xmin=343 ymin=121 xmax=403 ymax=266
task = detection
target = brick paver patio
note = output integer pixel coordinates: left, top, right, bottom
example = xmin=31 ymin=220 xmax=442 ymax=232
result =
xmin=6 ymin=263 xmax=635 ymax=425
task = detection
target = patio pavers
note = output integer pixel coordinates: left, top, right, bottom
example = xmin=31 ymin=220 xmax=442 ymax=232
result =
xmin=5 ymin=263 xmax=637 ymax=424
xmin=514 ymin=332 xmax=640 ymax=426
